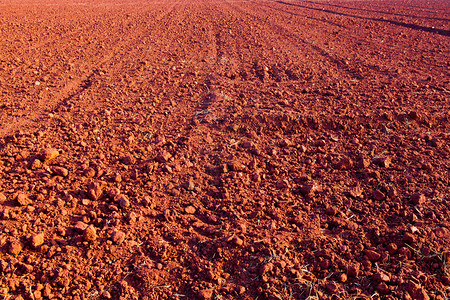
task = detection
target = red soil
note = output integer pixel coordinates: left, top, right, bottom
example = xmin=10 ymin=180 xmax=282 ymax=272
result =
xmin=0 ymin=0 xmax=449 ymax=299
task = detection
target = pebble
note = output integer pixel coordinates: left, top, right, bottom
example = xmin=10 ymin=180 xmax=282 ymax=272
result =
xmin=30 ymin=159 xmax=43 ymax=170
xmin=74 ymin=221 xmax=89 ymax=232
xmin=88 ymin=181 xmax=105 ymax=201
xmin=107 ymin=188 xmax=121 ymax=199
xmin=335 ymin=157 xmax=353 ymax=170
xmin=83 ymin=167 xmax=96 ymax=178
xmin=50 ymin=166 xmax=69 ymax=177
xmin=357 ymin=157 xmax=370 ymax=169
xmin=376 ymin=282 xmax=390 ymax=294
xmin=185 ymin=206 xmax=196 ymax=214
xmin=259 ymin=262 xmax=274 ymax=275
xmin=9 ymin=240 xmax=23 ymax=255
xmin=373 ymin=271 xmax=391 ymax=282
xmin=40 ymin=148 xmax=59 ymax=162
xmin=198 ymin=288 xmax=213 ymax=300
xmin=365 ymin=249 xmax=381 ymax=262
xmin=372 ymin=156 xmax=391 ymax=168
xmin=16 ymin=193 xmax=32 ymax=206
xmin=111 ymin=230 xmax=126 ymax=244
xmin=30 ymin=233 xmax=45 ymax=248
xmin=155 ymin=150 xmax=172 ymax=163
xmin=411 ymin=193 xmax=426 ymax=205
xmin=83 ymin=225 xmax=97 ymax=242
xmin=373 ymin=189 xmax=385 ymax=201
xmin=116 ymin=194 xmax=130 ymax=208
xmin=0 ymin=193 xmax=6 ymax=202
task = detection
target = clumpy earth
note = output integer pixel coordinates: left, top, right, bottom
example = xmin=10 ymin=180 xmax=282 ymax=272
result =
xmin=0 ymin=0 xmax=449 ymax=299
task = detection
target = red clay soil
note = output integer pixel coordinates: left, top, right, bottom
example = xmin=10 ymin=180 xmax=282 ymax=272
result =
xmin=0 ymin=0 xmax=449 ymax=299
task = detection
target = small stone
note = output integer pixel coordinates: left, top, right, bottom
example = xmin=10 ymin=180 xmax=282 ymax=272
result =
xmin=365 ymin=249 xmax=381 ymax=262
xmin=184 ymin=206 xmax=196 ymax=214
xmin=0 ymin=193 xmax=6 ymax=202
xmin=16 ymin=193 xmax=32 ymax=206
xmin=101 ymin=291 xmax=111 ymax=299
xmin=9 ymin=240 xmax=22 ymax=255
xmin=372 ymin=156 xmax=391 ymax=168
xmin=74 ymin=221 xmax=89 ymax=232
xmin=338 ymin=273 xmax=347 ymax=283
xmin=325 ymin=281 xmax=338 ymax=293
xmin=326 ymin=206 xmax=338 ymax=216
xmin=30 ymin=159 xmax=43 ymax=170
xmin=111 ymin=230 xmax=125 ymax=244
xmin=155 ymin=150 xmax=172 ymax=163
xmin=30 ymin=233 xmax=45 ymax=248
xmin=40 ymin=148 xmax=59 ymax=162
xmin=198 ymin=288 xmax=213 ymax=300
xmin=233 ymin=236 xmax=244 ymax=247
xmin=50 ymin=166 xmax=69 ymax=177
xmin=88 ymin=181 xmax=105 ymax=201
xmin=83 ymin=225 xmax=97 ymax=242
xmin=335 ymin=157 xmax=353 ymax=170
xmin=403 ymin=232 xmax=416 ymax=244
xmin=357 ymin=157 xmax=370 ymax=169
xmin=115 ymin=194 xmax=130 ymax=208
xmin=83 ymin=167 xmax=96 ymax=178
xmin=373 ymin=272 xmax=391 ymax=282
xmin=411 ymin=193 xmax=426 ymax=205
xmin=183 ymin=178 xmax=195 ymax=191
xmin=259 ymin=262 xmax=274 ymax=275
xmin=107 ymin=188 xmax=121 ymax=199
xmin=376 ymin=282 xmax=390 ymax=294
xmin=373 ymin=189 xmax=385 ymax=201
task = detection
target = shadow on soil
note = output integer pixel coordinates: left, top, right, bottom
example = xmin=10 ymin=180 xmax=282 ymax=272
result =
xmin=274 ymin=0 xmax=450 ymax=37
xmin=298 ymin=0 xmax=450 ymax=22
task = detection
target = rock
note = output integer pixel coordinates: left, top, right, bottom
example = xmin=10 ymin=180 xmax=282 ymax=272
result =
xmin=198 ymin=288 xmax=213 ymax=300
xmin=326 ymin=206 xmax=338 ymax=216
xmin=325 ymin=281 xmax=338 ymax=293
xmin=184 ymin=206 xmax=196 ymax=214
xmin=40 ymin=148 xmax=59 ymax=162
xmin=365 ymin=249 xmax=381 ymax=262
xmin=107 ymin=188 xmax=121 ymax=199
xmin=403 ymin=232 xmax=416 ymax=244
xmin=233 ymin=236 xmax=244 ymax=247
xmin=111 ymin=230 xmax=125 ymax=244
xmin=259 ymin=262 xmax=274 ymax=275
xmin=356 ymin=157 xmax=370 ymax=169
xmin=335 ymin=157 xmax=353 ymax=170
xmin=30 ymin=159 xmax=43 ymax=170
xmin=16 ymin=193 xmax=32 ymax=206
xmin=338 ymin=273 xmax=347 ymax=283
xmin=74 ymin=221 xmax=89 ymax=232
xmin=155 ymin=150 xmax=172 ymax=163
xmin=83 ymin=167 xmax=96 ymax=178
xmin=88 ymin=181 xmax=105 ymax=201
xmin=411 ymin=193 xmax=426 ymax=205
xmin=372 ymin=156 xmax=391 ymax=168
xmin=50 ymin=166 xmax=69 ymax=177
xmin=30 ymin=233 xmax=45 ymax=248
xmin=347 ymin=264 xmax=359 ymax=277
xmin=183 ymin=178 xmax=195 ymax=191
xmin=373 ymin=272 xmax=391 ymax=282
xmin=9 ymin=240 xmax=23 ymax=255
xmin=0 ymin=193 xmax=6 ymax=202
xmin=376 ymin=282 xmax=390 ymax=294
xmin=373 ymin=189 xmax=385 ymax=201
xmin=83 ymin=225 xmax=97 ymax=242
xmin=115 ymin=194 xmax=130 ymax=208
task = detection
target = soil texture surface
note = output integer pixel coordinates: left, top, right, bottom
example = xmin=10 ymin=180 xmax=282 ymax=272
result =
xmin=0 ymin=0 xmax=449 ymax=299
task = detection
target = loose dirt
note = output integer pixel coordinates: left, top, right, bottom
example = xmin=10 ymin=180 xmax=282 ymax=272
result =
xmin=0 ymin=0 xmax=449 ymax=299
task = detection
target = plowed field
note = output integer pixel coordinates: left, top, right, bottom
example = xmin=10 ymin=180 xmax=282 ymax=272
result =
xmin=0 ymin=0 xmax=449 ymax=299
